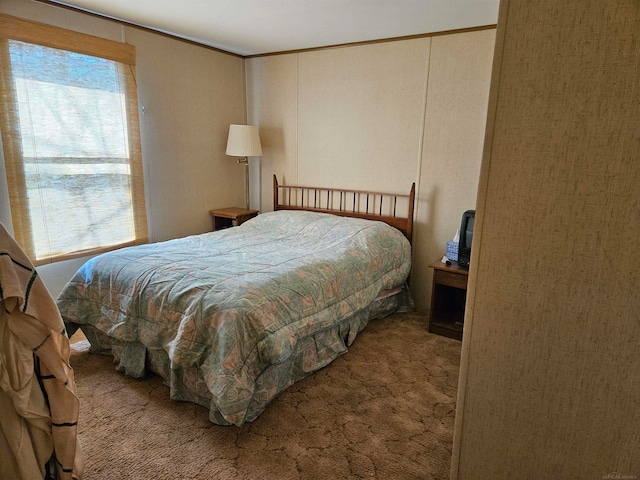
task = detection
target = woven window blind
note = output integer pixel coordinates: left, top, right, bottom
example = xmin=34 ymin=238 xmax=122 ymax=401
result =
xmin=0 ymin=14 xmax=147 ymax=265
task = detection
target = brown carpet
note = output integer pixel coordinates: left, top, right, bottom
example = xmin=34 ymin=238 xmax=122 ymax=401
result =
xmin=70 ymin=312 xmax=461 ymax=480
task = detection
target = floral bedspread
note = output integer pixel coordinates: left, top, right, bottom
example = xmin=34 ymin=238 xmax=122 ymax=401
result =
xmin=57 ymin=211 xmax=411 ymax=425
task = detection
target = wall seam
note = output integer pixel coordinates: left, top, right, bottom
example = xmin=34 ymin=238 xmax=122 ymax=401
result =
xmin=295 ymin=53 xmax=299 ymax=183
xmin=410 ymin=37 xmax=431 ymax=284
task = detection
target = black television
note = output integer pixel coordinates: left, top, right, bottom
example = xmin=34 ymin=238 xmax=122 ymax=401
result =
xmin=457 ymin=210 xmax=475 ymax=269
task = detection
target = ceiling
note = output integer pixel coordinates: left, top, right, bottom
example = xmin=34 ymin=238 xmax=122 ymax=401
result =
xmin=48 ymin=0 xmax=500 ymax=57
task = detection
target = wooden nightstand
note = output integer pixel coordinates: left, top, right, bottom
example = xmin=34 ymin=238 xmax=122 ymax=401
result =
xmin=428 ymin=259 xmax=469 ymax=340
xmin=209 ymin=207 xmax=259 ymax=231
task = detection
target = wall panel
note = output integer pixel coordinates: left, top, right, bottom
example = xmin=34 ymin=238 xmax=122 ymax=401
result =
xmin=296 ymin=39 xmax=429 ymax=194
xmin=126 ymin=27 xmax=246 ymax=242
xmin=413 ymin=29 xmax=495 ymax=310
xmin=453 ymin=1 xmax=640 ymax=477
xmin=246 ymin=54 xmax=298 ymax=211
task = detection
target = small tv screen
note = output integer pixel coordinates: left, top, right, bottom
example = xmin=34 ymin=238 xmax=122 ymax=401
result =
xmin=457 ymin=210 xmax=475 ymax=269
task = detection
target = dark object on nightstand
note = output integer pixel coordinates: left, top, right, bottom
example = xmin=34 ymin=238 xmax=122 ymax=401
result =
xmin=457 ymin=210 xmax=475 ymax=269
xmin=209 ymin=207 xmax=259 ymax=231
xmin=428 ymin=259 xmax=469 ymax=340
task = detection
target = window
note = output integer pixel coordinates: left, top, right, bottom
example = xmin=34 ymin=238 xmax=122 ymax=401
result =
xmin=0 ymin=14 xmax=147 ymax=265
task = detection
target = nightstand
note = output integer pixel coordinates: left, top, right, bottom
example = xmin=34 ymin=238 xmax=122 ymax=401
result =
xmin=428 ymin=259 xmax=469 ymax=340
xmin=209 ymin=207 xmax=259 ymax=231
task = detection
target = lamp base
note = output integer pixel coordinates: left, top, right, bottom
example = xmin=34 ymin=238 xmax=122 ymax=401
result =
xmin=237 ymin=157 xmax=250 ymax=209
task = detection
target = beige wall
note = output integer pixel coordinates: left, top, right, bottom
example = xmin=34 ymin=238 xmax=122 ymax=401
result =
xmin=453 ymin=0 xmax=640 ymax=478
xmin=246 ymin=30 xmax=495 ymax=311
xmin=245 ymin=53 xmax=299 ymax=205
xmin=414 ymin=31 xmax=495 ymax=310
xmin=0 ymin=0 xmax=246 ymax=297
xmin=125 ymin=28 xmax=246 ymax=242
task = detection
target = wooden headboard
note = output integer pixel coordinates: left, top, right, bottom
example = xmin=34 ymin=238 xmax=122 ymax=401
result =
xmin=273 ymin=175 xmax=415 ymax=242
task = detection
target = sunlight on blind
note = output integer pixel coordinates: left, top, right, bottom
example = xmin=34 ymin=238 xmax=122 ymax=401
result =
xmin=7 ymin=40 xmax=139 ymax=261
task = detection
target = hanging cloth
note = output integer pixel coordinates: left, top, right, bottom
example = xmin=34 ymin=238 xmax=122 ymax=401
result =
xmin=0 ymin=223 xmax=83 ymax=480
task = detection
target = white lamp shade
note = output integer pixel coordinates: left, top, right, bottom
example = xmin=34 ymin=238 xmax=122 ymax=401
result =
xmin=225 ymin=124 xmax=262 ymax=157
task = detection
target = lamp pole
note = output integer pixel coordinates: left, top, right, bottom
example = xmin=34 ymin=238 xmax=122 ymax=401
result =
xmin=238 ymin=156 xmax=249 ymax=209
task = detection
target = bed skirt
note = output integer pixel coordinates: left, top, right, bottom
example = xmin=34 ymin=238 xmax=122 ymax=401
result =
xmin=70 ymin=289 xmax=410 ymax=425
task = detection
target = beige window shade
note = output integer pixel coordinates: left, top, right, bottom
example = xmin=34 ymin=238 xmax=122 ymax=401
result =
xmin=0 ymin=14 xmax=147 ymax=265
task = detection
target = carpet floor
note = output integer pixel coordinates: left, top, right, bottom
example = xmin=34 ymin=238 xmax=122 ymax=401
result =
xmin=70 ymin=311 xmax=461 ymax=479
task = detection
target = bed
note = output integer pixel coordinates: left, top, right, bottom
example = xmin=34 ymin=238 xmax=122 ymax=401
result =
xmin=57 ymin=176 xmax=415 ymax=426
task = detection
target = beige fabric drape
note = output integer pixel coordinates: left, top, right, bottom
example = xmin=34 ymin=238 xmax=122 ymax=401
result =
xmin=0 ymin=222 xmax=83 ymax=480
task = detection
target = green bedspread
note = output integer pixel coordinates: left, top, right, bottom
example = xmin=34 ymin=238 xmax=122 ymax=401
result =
xmin=57 ymin=211 xmax=411 ymax=425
